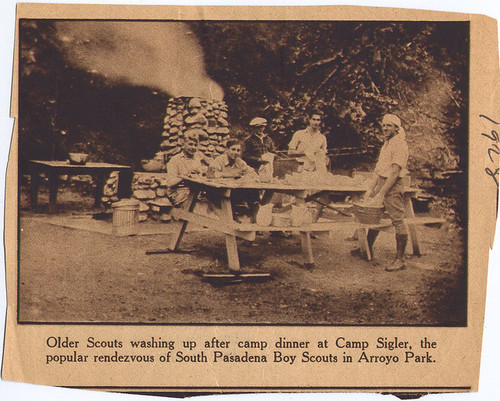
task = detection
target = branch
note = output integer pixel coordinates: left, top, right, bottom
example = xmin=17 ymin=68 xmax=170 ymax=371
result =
xmin=298 ymin=50 xmax=343 ymax=76
xmin=363 ymin=69 xmax=381 ymax=95
xmin=449 ymin=92 xmax=461 ymax=108
xmin=303 ymin=64 xmax=342 ymax=108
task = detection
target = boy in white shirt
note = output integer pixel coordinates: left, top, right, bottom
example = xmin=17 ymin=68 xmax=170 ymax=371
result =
xmin=165 ymin=132 xmax=208 ymax=205
xmin=364 ymin=113 xmax=409 ymax=272
xmin=288 ymin=111 xmax=328 ymax=173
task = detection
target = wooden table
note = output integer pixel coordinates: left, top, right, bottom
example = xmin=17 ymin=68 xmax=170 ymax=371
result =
xmin=158 ymin=177 xmax=424 ymax=271
xmin=28 ymin=160 xmax=132 ymax=212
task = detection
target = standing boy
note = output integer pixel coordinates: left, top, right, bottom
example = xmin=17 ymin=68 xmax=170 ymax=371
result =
xmin=364 ymin=113 xmax=409 ymax=272
xmin=288 ymin=111 xmax=328 ymax=173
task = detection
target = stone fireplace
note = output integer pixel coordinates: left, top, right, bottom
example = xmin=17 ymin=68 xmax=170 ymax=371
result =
xmin=102 ymin=97 xmax=233 ymax=221
xmin=159 ymin=97 xmax=231 ymax=163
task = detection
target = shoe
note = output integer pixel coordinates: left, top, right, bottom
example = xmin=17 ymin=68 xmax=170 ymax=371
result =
xmin=270 ymin=231 xmax=291 ymax=238
xmin=385 ymin=258 xmax=406 ymax=272
xmin=350 ymin=248 xmax=362 ymax=258
xmin=350 ymin=247 xmax=374 ymax=260
xmin=385 ymin=234 xmax=408 ymax=272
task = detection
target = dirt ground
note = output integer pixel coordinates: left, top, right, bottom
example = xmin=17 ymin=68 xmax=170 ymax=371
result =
xmin=18 ymin=183 xmax=466 ymax=325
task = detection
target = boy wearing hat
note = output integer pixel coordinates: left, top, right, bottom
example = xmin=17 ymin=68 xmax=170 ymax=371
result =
xmin=242 ymin=117 xmax=276 ymax=171
xmin=363 ymin=113 xmax=409 ymax=272
xmin=240 ymin=118 xmax=277 ymax=223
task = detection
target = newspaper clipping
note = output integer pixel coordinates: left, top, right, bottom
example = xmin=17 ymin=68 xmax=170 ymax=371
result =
xmin=2 ymin=2 xmax=500 ymax=400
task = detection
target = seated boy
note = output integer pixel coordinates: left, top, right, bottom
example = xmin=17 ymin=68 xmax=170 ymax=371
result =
xmin=207 ymin=139 xmax=259 ymax=221
xmin=207 ymin=139 xmax=257 ymax=179
xmin=165 ymin=132 xmax=207 ymax=205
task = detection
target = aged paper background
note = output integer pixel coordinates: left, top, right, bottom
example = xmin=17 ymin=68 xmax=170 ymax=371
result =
xmin=1 ymin=0 xmax=500 ymax=400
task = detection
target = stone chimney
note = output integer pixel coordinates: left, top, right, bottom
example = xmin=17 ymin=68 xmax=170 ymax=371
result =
xmin=102 ymin=97 xmax=233 ymax=222
xmin=157 ymin=97 xmax=231 ymax=165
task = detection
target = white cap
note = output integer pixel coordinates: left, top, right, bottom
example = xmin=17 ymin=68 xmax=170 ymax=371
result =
xmin=249 ymin=117 xmax=267 ymax=126
xmin=382 ymin=114 xmax=402 ymax=127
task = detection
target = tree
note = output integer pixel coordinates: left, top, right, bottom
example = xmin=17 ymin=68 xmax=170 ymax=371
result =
xmin=192 ymin=21 xmax=468 ymax=173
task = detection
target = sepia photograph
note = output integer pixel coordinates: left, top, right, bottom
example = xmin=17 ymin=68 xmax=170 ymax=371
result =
xmin=17 ymin=17 xmax=468 ymax=326
xmin=3 ymin=1 xmax=500 ymax=399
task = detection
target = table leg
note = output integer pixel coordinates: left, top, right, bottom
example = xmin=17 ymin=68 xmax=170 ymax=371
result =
xmin=311 ymin=200 xmax=326 ymax=222
xmin=300 ymin=231 xmax=314 ymax=268
xmin=48 ymin=172 xmax=59 ymax=213
xmin=327 ymin=156 xmax=333 ymax=172
xmin=404 ymin=193 xmax=421 ymax=256
xmin=260 ymin=190 xmax=275 ymax=205
xmin=220 ymin=189 xmax=241 ymax=271
xmin=225 ymin=234 xmax=241 ymax=271
xmin=355 ymin=227 xmax=372 ymax=261
xmin=145 ymin=189 xmax=200 ymax=255
xmin=168 ymin=189 xmax=200 ymax=251
xmin=94 ymin=173 xmax=104 ymax=208
xmin=30 ymin=172 xmax=40 ymax=210
xmin=117 ymin=170 xmax=133 ymax=199
xmin=348 ymin=191 xmax=365 ymax=242
xmin=293 ymin=191 xmax=315 ymax=268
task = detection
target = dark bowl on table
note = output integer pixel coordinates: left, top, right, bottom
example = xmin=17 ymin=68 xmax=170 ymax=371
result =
xmin=68 ymin=153 xmax=89 ymax=165
xmin=141 ymin=159 xmax=164 ymax=172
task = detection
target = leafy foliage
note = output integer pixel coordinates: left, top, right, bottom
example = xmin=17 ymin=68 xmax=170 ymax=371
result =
xmin=18 ymin=20 xmax=167 ymax=170
xmin=19 ymin=20 xmax=468 ymax=177
xmin=192 ymin=21 xmax=468 ymax=172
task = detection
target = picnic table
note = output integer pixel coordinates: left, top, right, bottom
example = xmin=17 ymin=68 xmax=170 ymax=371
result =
xmin=28 ymin=160 xmax=132 ymax=212
xmin=152 ymin=176 xmax=429 ymax=271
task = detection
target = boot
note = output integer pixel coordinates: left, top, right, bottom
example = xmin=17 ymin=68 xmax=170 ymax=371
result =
xmin=367 ymin=229 xmax=379 ymax=258
xmin=249 ymin=202 xmax=260 ymax=224
xmin=385 ymin=234 xmax=408 ymax=272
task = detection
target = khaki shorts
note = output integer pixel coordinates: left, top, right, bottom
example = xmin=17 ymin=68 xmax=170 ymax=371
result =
xmin=371 ymin=176 xmax=406 ymax=222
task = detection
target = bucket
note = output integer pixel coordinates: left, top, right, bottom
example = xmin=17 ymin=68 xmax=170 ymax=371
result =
xmin=273 ymin=158 xmax=302 ymax=179
xmin=352 ymin=203 xmax=384 ymax=224
xmin=112 ymin=199 xmax=140 ymax=236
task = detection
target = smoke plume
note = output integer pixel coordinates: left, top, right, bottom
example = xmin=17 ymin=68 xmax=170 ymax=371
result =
xmin=55 ymin=21 xmax=224 ymax=100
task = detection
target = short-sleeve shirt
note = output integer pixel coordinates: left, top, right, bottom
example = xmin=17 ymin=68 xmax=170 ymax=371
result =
xmin=374 ymin=133 xmax=409 ymax=177
xmin=288 ymin=128 xmax=327 ymax=171
xmin=166 ymin=151 xmax=205 ymax=186
xmin=209 ymin=154 xmax=255 ymax=177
